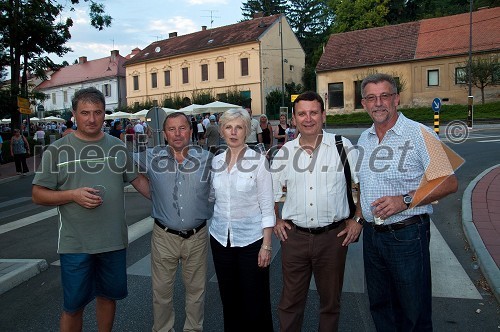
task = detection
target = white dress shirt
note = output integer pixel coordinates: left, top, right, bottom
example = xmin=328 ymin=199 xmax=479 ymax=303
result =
xmin=210 ymin=148 xmax=275 ymax=247
xmin=271 ymin=131 xmax=359 ymax=228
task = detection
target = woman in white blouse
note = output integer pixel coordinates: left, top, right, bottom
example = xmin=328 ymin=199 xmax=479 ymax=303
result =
xmin=210 ymin=108 xmax=275 ymax=332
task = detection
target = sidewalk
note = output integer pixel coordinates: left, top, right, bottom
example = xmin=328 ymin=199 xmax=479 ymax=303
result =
xmin=0 ymin=154 xmax=40 ymax=184
xmin=462 ymin=165 xmax=500 ymax=303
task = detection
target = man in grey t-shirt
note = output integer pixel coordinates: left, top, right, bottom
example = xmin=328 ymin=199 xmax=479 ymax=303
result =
xmin=244 ymin=107 xmax=263 ymax=147
xmin=32 ymin=87 xmax=150 ymax=332
xmin=146 ymin=112 xmax=213 ymax=332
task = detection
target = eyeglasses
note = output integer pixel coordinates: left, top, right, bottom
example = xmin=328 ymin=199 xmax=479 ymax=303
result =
xmin=363 ymin=93 xmax=396 ymax=103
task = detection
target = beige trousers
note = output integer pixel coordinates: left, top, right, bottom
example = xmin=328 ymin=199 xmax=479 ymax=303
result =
xmin=151 ymin=224 xmax=208 ymax=332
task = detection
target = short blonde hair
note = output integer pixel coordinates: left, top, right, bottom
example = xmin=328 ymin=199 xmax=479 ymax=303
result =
xmin=219 ymin=108 xmax=251 ymax=138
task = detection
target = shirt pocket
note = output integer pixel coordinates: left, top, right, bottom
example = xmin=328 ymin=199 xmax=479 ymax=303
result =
xmin=212 ymin=172 xmax=222 ymax=190
xmin=235 ymin=172 xmax=255 ymax=192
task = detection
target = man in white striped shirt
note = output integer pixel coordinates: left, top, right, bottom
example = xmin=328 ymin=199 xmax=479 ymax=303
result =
xmin=271 ymin=91 xmax=363 ymax=332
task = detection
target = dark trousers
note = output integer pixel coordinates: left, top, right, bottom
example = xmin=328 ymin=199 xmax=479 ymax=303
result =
xmin=13 ymin=153 xmax=29 ymax=173
xmin=210 ymin=235 xmax=273 ymax=332
xmin=363 ymin=215 xmax=432 ymax=332
xmin=278 ymin=223 xmax=348 ymax=332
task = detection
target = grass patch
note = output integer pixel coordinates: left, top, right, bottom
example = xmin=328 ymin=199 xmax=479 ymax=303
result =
xmin=326 ymin=101 xmax=500 ymax=126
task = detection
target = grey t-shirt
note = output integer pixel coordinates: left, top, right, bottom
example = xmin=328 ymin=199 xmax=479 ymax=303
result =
xmin=33 ymin=133 xmax=139 ymax=254
xmin=204 ymin=123 xmax=220 ymax=147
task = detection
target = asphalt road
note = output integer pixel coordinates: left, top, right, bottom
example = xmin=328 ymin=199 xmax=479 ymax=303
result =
xmin=0 ymin=125 xmax=499 ymax=331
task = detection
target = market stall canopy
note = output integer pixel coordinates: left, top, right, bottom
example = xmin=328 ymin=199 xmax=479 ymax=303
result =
xmin=200 ymin=101 xmax=241 ymax=114
xmin=104 ymin=111 xmax=134 ymax=120
xmin=42 ymin=116 xmax=66 ymax=123
xmin=178 ymin=104 xmax=204 ymax=115
xmin=1 ymin=118 xmax=10 ymax=124
xmin=132 ymin=108 xmax=177 ymax=119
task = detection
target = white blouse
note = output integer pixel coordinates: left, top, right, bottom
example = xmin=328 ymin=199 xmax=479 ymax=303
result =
xmin=209 ymin=148 xmax=275 ymax=247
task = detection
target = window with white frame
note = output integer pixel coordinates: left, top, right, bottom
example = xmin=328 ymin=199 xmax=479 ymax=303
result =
xmin=182 ymin=67 xmax=189 ymax=84
xmin=217 ymin=61 xmax=224 ymax=79
xmin=151 ymin=72 xmax=158 ymax=88
xmin=427 ymin=69 xmax=439 ymax=86
xmin=133 ymin=75 xmax=139 ymax=90
xmin=201 ymin=64 xmax=208 ymax=81
xmin=241 ymin=58 xmax=249 ymax=76
xmin=102 ymin=84 xmax=111 ymax=97
xmin=164 ymin=70 xmax=171 ymax=86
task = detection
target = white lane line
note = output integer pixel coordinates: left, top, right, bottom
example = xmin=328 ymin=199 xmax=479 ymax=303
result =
xmin=0 ymin=197 xmax=32 ymax=209
xmin=0 ymin=209 xmax=58 ymax=235
xmin=477 ymin=139 xmax=500 ymax=143
xmin=429 ymin=221 xmax=481 ymax=299
xmin=51 ymin=217 xmax=154 ymax=266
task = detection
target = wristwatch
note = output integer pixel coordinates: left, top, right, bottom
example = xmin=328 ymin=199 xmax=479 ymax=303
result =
xmin=352 ymin=215 xmax=365 ymax=225
xmin=403 ymin=194 xmax=413 ymax=209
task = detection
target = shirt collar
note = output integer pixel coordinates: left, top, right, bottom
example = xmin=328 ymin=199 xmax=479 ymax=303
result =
xmin=368 ymin=112 xmax=406 ymax=137
xmin=213 ymin=146 xmax=258 ymax=169
xmin=293 ymin=130 xmax=333 ymax=149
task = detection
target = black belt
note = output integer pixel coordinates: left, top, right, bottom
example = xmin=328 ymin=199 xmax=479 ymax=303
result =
xmin=154 ymin=218 xmax=206 ymax=239
xmin=285 ymin=219 xmax=345 ymax=235
xmin=371 ymin=214 xmax=428 ymax=232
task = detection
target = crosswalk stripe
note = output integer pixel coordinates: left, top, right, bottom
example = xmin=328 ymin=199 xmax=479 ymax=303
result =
xmin=0 ymin=197 xmax=32 ymax=209
xmin=0 ymin=209 xmax=57 ymax=235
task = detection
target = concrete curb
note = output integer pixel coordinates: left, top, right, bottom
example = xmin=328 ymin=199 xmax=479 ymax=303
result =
xmin=462 ymin=165 xmax=500 ymax=304
xmin=0 ymin=259 xmax=49 ymax=296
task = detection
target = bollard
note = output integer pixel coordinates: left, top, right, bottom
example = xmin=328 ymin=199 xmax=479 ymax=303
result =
xmin=434 ymin=112 xmax=439 ymax=135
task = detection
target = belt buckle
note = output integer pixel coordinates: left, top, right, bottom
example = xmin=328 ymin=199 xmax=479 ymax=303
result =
xmin=179 ymin=230 xmax=190 ymax=239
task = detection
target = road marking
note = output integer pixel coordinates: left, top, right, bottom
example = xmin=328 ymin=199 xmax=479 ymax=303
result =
xmin=0 ymin=197 xmax=32 ymax=209
xmin=0 ymin=209 xmax=57 ymax=235
xmin=477 ymin=139 xmax=500 ymax=143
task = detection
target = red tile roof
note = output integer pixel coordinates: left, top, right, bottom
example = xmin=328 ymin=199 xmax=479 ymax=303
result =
xmin=317 ymin=7 xmax=500 ymax=72
xmin=36 ymin=51 xmax=127 ymax=90
xmin=416 ymin=7 xmax=500 ymax=58
xmin=124 ymin=14 xmax=282 ymax=66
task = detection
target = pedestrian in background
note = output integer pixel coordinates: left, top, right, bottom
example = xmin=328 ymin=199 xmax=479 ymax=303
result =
xmin=358 ymin=73 xmax=458 ymax=331
xmin=10 ymin=128 xmax=30 ymax=175
xmin=204 ymin=114 xmax=221 ymax=154
xmin=259 ymin=114 xmax=273 ymax=151
xmin=210 ymin=108 xmax=275 ymax=331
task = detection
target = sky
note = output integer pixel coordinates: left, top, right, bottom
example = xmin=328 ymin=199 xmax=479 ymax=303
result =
xmin=53 ymin=0 xmax=245 ymax=64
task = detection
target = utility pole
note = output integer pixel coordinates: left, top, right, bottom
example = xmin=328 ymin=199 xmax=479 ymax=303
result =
xmin=467 ymin=0 xmax=474 ymax=128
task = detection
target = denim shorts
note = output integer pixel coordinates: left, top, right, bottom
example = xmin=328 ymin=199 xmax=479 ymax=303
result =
xmin=60 ymin=249 xmax=127 ymax=313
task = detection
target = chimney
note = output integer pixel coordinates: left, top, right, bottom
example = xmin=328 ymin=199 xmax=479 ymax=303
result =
xmin=253 ymin=12 xmax=264 ymax=19
xmin=201 ymin=25 xmax=207 ymax=31
xmin=110 ymin=50 xmax=119 ymax=62
xmin=169 ymin=32 xmax=178 ymax=38
xmin=78 ymin=56 xmax=87 ymax=64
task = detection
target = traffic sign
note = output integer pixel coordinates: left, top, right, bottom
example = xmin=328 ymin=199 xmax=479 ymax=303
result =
xmin=432 ymin=98 xmax=441 ymax=113
xmin=17 ymin=96 xmax=30 ymax=109
xmin=19 ymin=107 xmax=32 ymax=115
xmin=291 ymin=94 xmax=299 ymax=102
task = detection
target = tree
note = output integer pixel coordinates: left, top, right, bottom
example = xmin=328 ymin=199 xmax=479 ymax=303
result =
xmin=458 ymin=56 xmax=500 ymax=104
xmin=287 ymin=0 xmax=334 ymax=90
xmin=328 ymin=0 xmax=390 ymax=33
xmin=241 ymin=0 xmax=287 ymax=20
xmin=0 ymin=0 xmax=112 ymax=130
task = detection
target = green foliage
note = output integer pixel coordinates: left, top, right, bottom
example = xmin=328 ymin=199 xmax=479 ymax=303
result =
xmin=328 ymin=0 xmax=390 ymax=33
xmin=241 ymin=0 xmax=287 ymax=20
xmin=457 ymin=55 xmax=499 ymax=104
xmin=192 ymin=90 xmax=215 ymax=105
xmin=266 ymin=89 xmax=287 ymax=120
xmin=326 ymin=101 xmax=500 ymax=126
xmin=0 ymin=0 xmax=112 ymax=130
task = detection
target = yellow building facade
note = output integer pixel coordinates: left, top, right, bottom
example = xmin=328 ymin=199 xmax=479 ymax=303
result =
xmin=125 ymin=14 xmax=304 ymax=116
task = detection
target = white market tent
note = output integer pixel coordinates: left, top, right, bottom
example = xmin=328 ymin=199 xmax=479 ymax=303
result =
xmin=178 ymin=104 xmax=204 ymax=116
xmin=42 ymin=116 xmax=66 ymax=123
xmin=104 ymin=111 xmax=134 ymax=120
xmin=201 ymin=101 xmax=241 ymax=113
xmin=132 ymin=108 xmax=177 ymax=120
xmin=1 ymin=118 xmax=11 ymax=124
